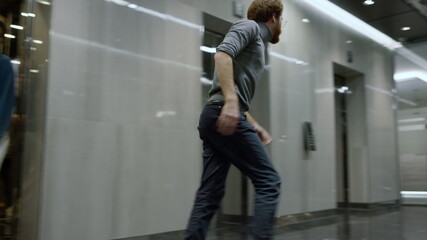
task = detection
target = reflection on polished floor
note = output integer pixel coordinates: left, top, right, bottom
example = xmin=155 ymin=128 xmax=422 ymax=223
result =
xmin=121 ymin=206 xmax=427 ymax=240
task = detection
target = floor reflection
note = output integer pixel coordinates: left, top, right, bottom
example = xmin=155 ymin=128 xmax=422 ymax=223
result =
xmin=118 ymin=206 xmax=427 ymax=240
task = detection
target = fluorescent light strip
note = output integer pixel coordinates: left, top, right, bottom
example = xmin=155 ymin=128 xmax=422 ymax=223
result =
xmin=4 ymin=34 xmax=15 ymax=39
xmin=401 ymin=191 xmax=427 ymax=198
xmin=10 ymin=24 xmax=24 ymax=30
xmin=301 ymin=0 xmax=401 ymax=50
xmin=401 ymin=191 xmax=427 ymax=195
xmin=11 ymin=60 xmax=21 ymax=65
xmin=21 ymin=12 xmax=36 ymax=17
xmin=33 ymin=39 xmax=43 ymax=44
xmin=394 ymin=71 xmax=427 ymax=83
xmin=37 ymin=0 xmax=51 ymax=5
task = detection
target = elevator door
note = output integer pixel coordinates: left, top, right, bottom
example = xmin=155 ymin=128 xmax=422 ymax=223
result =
xmin=335 ymin=74 xmax=349 ymax=206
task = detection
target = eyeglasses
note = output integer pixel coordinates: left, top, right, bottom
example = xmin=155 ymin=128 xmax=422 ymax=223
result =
xmin=277 ymin=15 xmax=287 ymax=29
xmin=281 ymin=18 xmax=288 ymax=30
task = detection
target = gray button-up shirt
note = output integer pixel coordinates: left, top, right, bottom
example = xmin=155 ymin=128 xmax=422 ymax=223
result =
xmin=208 ymin=20 xmax=272 ymax=112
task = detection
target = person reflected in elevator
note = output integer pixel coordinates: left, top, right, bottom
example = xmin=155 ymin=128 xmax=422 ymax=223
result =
xmin=184 ymin=1 xmax=284 ymax=239
xmin=0 ymin=17 xmax=15 ymax=212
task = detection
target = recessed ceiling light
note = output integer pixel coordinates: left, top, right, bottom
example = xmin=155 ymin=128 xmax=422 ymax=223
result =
xmin=10 ymin=24 xmax=24 ymax=30
xmin=11 ymin=60 xmax=21 ymax=65
xmin=363 ymin=0 xmax=375 ymax=5
xmin=33 ymin=39 xmax=43 ymax=44
xmin=21 ymin=12 xmax=36 ymax=17
xmin=37 ymin=0 xmax=51 ymax=5
xmin=346 ymin=40 xmax=353 ymax=44
xmin=401 ymin=26 xmax=411 ymax=31
xmin=4 ymin=34 xmax=15 ymax=39
xmin=302 ymin=18 xmax=310 ymax=23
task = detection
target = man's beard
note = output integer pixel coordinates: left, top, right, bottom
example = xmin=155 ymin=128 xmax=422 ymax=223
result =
xmin=270 ymin=34 xmax=280 ymax=44
xmin=270 ymin=28 xmax=281 ymax=44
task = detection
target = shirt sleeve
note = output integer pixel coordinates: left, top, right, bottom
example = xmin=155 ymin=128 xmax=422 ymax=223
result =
xmin=216 ymin=20 xmax=259 ymax=58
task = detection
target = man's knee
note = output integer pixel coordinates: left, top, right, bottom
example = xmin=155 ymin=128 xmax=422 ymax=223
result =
xmin=254 ymin=175 xmax=281 ymax=197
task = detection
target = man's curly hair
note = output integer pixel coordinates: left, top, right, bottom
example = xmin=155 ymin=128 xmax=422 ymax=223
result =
xmin=247 ymin=0 xmax=283 ymax=22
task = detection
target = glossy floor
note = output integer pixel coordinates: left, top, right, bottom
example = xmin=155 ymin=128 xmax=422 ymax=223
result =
xmin=121 ymin=206 xmax=427 ymax=240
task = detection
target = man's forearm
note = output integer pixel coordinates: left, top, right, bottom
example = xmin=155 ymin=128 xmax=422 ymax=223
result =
xmin=214 ymin=52 xmax=238 ymax=104
xmin=245 ymin=112 xmax=261 ymax=130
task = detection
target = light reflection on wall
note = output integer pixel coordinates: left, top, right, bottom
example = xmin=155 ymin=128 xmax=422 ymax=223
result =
xmin=105 ymin=0 xmax=203 ymax=30
xmin=51 ymin=32 xmax=202 ymax=71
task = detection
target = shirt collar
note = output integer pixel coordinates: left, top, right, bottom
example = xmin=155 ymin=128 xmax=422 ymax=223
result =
xmin=257 ymin=22 xmax=273 ymax=43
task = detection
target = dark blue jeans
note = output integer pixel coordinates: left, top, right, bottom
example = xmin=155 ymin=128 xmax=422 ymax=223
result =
xmin=184 ymin=104 xmax=281 ymax=240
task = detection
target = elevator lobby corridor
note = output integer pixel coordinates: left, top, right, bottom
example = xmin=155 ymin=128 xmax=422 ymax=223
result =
xmin=1 ymin=0 xmax=427 ymax=239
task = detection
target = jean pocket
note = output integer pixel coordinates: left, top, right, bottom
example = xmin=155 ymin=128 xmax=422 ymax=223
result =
xmin=198 ymin=106 xmax=220 ymax=130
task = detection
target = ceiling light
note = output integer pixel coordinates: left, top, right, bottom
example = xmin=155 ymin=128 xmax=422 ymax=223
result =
xmin=346 ymin=40 xmax=352 ymax=44
xmin=302 ymin=18 xmax=310 ymax=23
xmin=127 ymin=4 xmax=138 ymax=9
xmin=37 ymin=0 xmax=51 ymax=5
xmin=30 ymin=69 xmax=39 ymax=73
xmin=4 ymin=34 xmax=15 ymax=39
xmin=10 ymin=24 xmax=24 ymax=30
xmin=401 ymin=191 xmax=427 ymax=196
xmin=363 ymin=0 xmax=375 ymax=5
xmin=21 ymin=12 xmax=36 ymax=17
xmin=301 ymin=0 xmax=401 ymax=50
xmin=11 ymin=60 xmax=21 ymax=65
xmin=401 ymin=26 xmax=411 ymax=31
xmin=337 ymin=86 xmax=350 ymax=93
xmin=33 ymin=39 xmax=44 ymax=44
